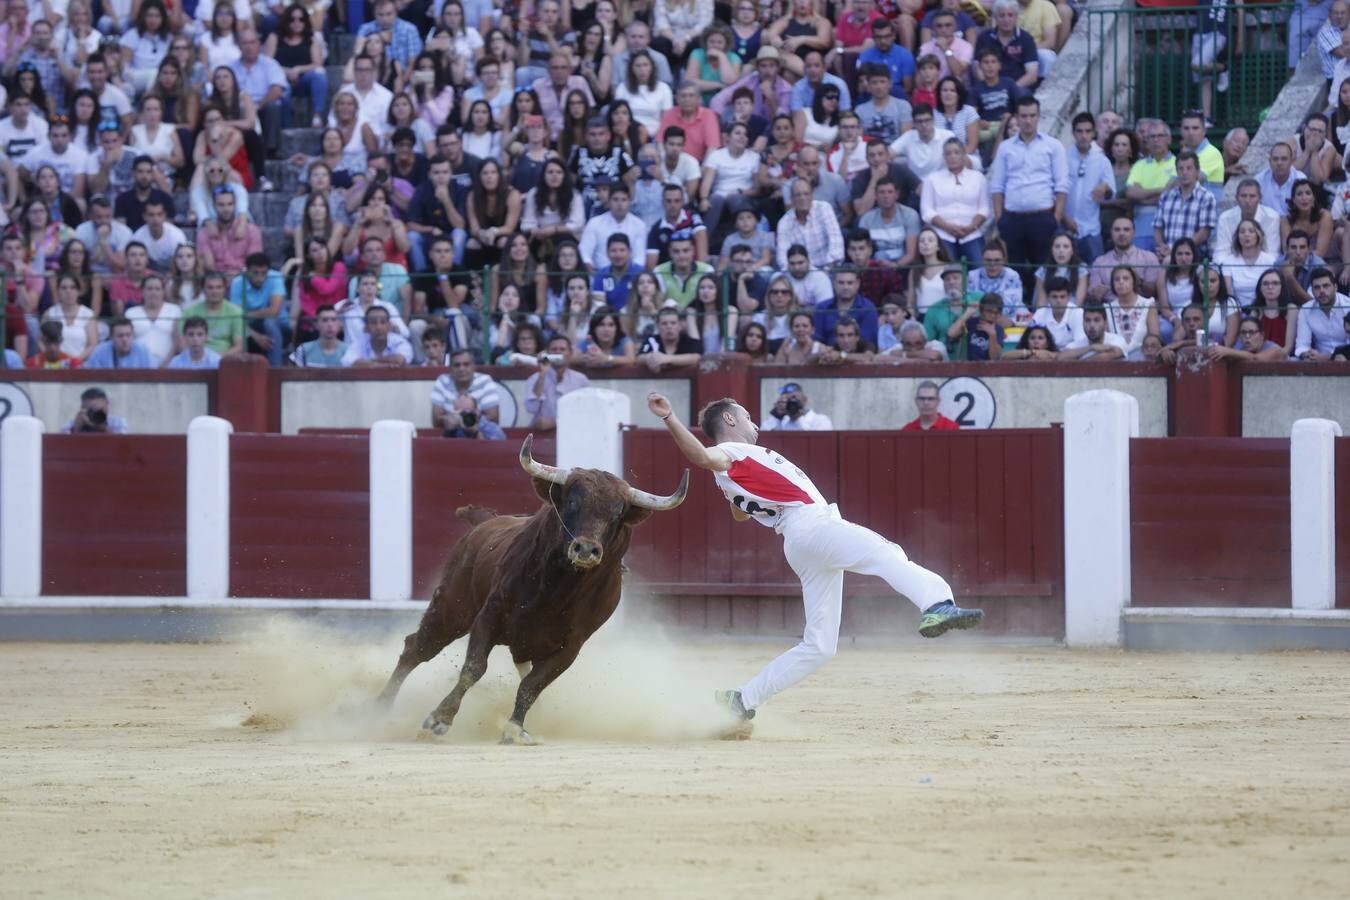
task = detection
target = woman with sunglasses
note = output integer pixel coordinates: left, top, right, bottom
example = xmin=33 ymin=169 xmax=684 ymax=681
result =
xmin=189 ymin=116 xmax=252 ymax=226
xmin=264 ymin=3 xmax=329 ymax=130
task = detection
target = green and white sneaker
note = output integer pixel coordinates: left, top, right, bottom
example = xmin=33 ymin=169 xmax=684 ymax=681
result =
xmin=715 ymin=689 xmax=755 ymax=720
xmin=918 ymin=600 xmax=984 ymax=638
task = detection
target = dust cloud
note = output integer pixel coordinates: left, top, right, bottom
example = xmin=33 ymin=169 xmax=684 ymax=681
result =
xmin=230 ymin=602 xmax=756 ymax=745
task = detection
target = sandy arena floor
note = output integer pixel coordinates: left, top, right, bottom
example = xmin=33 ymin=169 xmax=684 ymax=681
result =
xmin=1 ymin=624 xmax=1348 ymax=899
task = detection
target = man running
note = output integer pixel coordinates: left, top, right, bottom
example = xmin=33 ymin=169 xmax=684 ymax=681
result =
xmin=646 ymin=392 xmax=983 ymax=720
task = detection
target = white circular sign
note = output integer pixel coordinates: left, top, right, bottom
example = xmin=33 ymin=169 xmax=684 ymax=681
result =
xmin=0 ymin=382 xmax=34 ymax=425
xmin=938 ymin=377 xmax=996 ymax=429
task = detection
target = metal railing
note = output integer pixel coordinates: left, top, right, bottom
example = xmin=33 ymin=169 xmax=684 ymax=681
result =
xmin=1086 ymin=3 xmax=1305 ymax=135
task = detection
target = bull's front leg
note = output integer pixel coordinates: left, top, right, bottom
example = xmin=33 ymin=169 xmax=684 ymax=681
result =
xmin=500 ymin=643 xmax=582 ymax=745
xmin=420 ymin=624 xmax=493 ymax=737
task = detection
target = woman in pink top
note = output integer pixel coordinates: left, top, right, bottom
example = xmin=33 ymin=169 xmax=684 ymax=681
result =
xmin=291 ymin=237 xmax=348 ymax=342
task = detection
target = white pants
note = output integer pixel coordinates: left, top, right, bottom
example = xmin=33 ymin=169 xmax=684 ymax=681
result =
xmin=738 ymin=507 xmax=954 ymax=711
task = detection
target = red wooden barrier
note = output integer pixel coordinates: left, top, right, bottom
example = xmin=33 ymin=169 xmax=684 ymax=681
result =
xmin=42 ymin=434 xmax=187 ymax=596
xmin=229 ymin=434 xmax=370 ymax=598
xmin=410 ymin=437 xmax=555 ymax=597
xmin=1130 ymin=438 xmax=1291 ymax=607
xmin=1338 ymin=438 xmax=1350 ymax=610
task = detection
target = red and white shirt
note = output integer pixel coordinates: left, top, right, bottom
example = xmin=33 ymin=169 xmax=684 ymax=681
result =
xmin=713 ymin=442 xmax=828 ymax=531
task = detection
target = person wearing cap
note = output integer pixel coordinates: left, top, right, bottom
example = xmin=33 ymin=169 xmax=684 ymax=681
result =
xmin=923 ymin=264 xmax=981 ymax=358
xmin=763 ymin=382 xmax=833 ymax=431
xmin=709 ymin=46 xmax=792 ymax=122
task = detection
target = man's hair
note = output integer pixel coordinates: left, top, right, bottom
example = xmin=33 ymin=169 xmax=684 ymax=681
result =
xmin=663 ymin=125 xmax=685 ymax=142
xmin=698 ymin=397 xmax=738 ymax=439
xmin=657 ymin=307 xmax=681 ymax=321
xmin=39 ymin=320 xmax=63 ymax=343
xmin=203 ymin=271 xmax=226 ymax=286
xmin=1044 ymin=275 xmax=1071 ymax=295
xmin=549 ymin=334 xmax=573 ymax=350
xmin=421 ymin=324 xmax=446 ymax=344
xmin=1310 ymin=266 xmax=1335 ymax=285
xmin=1286 ymin=228 xmax=1310 ymax=246
xmin=835 ymin=315 xmax=859 ymax=332
xmin=1072 ymin=111 xmax=1095 ymax=130
xmin=1175 ymin=150 xmax=1199 ymax=168
xmin=911 ymin=102 xmax=934 ymax=119
xmin=81 ymin=387 xmax=108 ymax=402
xmin=916 ymin=380 xmax=939 ymax=394
xmin=133 ymin=154 xmax=154 ymax=169
xmin=1015 ymin=95 xmax=1040 ymax=113
xmin=89 ymin=195 xmax=112 ymax=211
xmin=364 ymin=305 xmax=390 ymax=322
xmin=1081 ymin=304 xmax=1108 ymax=319
xmin=182 ymin=316 xmax=208 ymax=332
xmin=607 ymin=232 xmax=631 ymax=248
xmin=427 ymin=154 xmax=450 ymax=169
xmin=109 ymin=315 xmax=133 ymax=332
xmin=607 ymin=182 xmax=630 ymax=199
xmin=859 ymin=62 xmax=889 ymax=81
xmin=846 ymin=228 xmax=873 ymax=246
xmin=143 ymin=197 xmax=166 ymax=212
xmin=245 ymin=252 xmax=270 ymax=270
xmin=450 ymin=348 xmax=475 ymax=362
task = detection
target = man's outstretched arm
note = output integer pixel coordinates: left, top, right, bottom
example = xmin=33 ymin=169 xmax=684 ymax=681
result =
xmin=647 ymin=392 xmax=731 ymax=473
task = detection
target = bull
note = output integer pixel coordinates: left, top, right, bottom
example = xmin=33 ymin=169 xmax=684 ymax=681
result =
xmin=376 ymin=435 xmax=689 ymax=744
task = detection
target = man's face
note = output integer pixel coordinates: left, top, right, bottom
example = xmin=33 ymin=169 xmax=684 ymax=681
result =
xmin=787 ymin=254 xmax=808 ymax=278
xmin=354 ymin=59 xmax=375 ymax=89
xmin=99 ymin=130 xmax=122 ymax=156
xmin=978 ymin=53 xmax=1000 ymax=80
xmin=663 ymin=135 xmax=685 ymax=160
xmin=143 ymin=203 xmax=165 ymax=231
xmin=670 ymin=240 xmax=694 ymax=268
xmin=1236 ymin=184 xmax=1260 ymax=215
xmin=1238 ymin=321 xmax=1264 ymax=352
xmin=1016 ymin=104 xmax=1038 ymax=137
xmin=876 ymin=182 xmax=897 ymax=210
xmin=246 ymin=264 xmax=268 ymax=289
xmin=848 ymin=240 xmax=871 ymax=265
xmin=548 ymin=57 xmax=571 ymax=85
xmin=798 ymin=148 xmax=821 ymax=181
xmin=608 ymin=191 xmax=630 ymax=219
xmin=804 ymin=53 xmax=824 ymax=82
xmin=1181 ymin=307 xmax=1204 ymax=337
xmin=756 ymin=58 xmax=780 ymax=80
xmin=375 ymin=3 xmax=397 ymax=30
xmin=31 ymin=22 xmax=52 ymax=50
xmin=366 ymin=312 xmax=390 ymax=341
xmin=87 ymin=62 xmax=106 ymax=90
xmin=1083 ymin=311 xmax=1106 ymax=341
xmin=914 ymin=112 xmax=935 ymax=140
xmin=677 ymin=85 xmax=699 ymax=111
xmin=127 ymin=246 xmax=148 ymax=273
xmin=586 ymin=125 xmax=609 ymax=151
xmin=363 ymin=241 xmax=386 ymax=270
xmin=184 ymin=325 xmax=207 ymax=352
xmin=82 ymin=395 xmax=110 ymax=415
xmin=626 ymin=23 xmax=650 ymax=51
xmin=439 ymin=134 xmax=460 ymax=160
xmin=394 ymin=140 xmax=414 ymax=164
xmin=112 ymin=325 xmax=134 ymax=353
xmin=1147 ymin=126 xmax=1170 ymax=158
xmin=317 ymin=311 xmax=340 ymax=339
xmin=214 ymin=191 xmax=236 ymax=223
xmin=835 ymin=324 xmax=859 ymax=352
xmin=1180 ymin=117 xmax=1204 ymax=148
xmin=480 ymin=64 xmax=499 ymax=89
xmin=607 ymin=240 xmax=630 ymax=269
xmin=731 ymin=250 xmax=755 ymax=273
xmin=450 ymin=353 xmax=476 ymax=386
xmin=1270 ymin=146 xmax=1292 ymax=179
xmin=866 ymin=141 xmax=889 ymax=171
xmin=1287 ymin=237 xmax=1309 ymax=265
xmin=1046 ymin=289 xmax=1070 ymax=311
xmin=791 ymin=180 xmax=813 ymax=212
xmin=422 ymin=337 xmax=446 ymax=361
xmin=943 ymin=272 xmax=964 ymax=300
xmin=239 ymin=31 xmax=261 ymax=62
xmin=1333 ymin=0 xmax=1349 ymax=28
xmin=900 ymin=327 xmax=925 ymax=353
xmin=10 ymin=98 xmax=30 ymax=123
xmin=657 ymin=313 xmax=681 ymax=341
xmin=915 ymin=387 xmax=940 ymax=414
xmin=1073 ymin=120 xmax=1095 ymax=151
xmin=982 ymin=250 xmax=1005 ymax=275
xmin=430 ymin=240 xmax=453 ymax=270
xmin=1312 ymin=277 xmax=1337 ymax=306
xmin=49 ymin=124 xmax=70 ymax=152
xmin=547 ymin=338 xmax=571 ymax=363
xmin=358 ymin=276 xmax=379 ymax=300
xmin=1111 ymin=219 xmax=1135 ymax=251
xmin=204 ymin=278 xmax=225 ymax=302
xmin=1097 ymin=111 xmax=1122 ymax=139
xmin=869 ymin=73 xmax=892 ymax=100
xmin=995 ymin=6 xmax=1017 ymax=30
xmin=874 ymin=24 xmax=894 ymax=51
xmin=834 ymin=273 xmax=859 ymax=302
xmin=1176 ymin=158 xmax=1197 ymax=187
xmin=661 ymin=189 xmax=685 ymax=220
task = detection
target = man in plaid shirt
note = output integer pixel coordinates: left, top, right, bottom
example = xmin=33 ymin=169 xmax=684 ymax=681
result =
xmin=776 ymin=177 xmax=845 ymax=269
xmin=1154 ymin=151 xmax=1217 ymax=261
xmin=356 ymin=0 xmax=424 ymax=67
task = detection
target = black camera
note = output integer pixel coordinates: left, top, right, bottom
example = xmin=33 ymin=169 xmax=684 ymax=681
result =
xmin=460 ymin=410 xmax=478 ymax=429
xmin=784 ymin=397 xmax=802 ymax=416
xmin=86 ymin=408 xmax=107 ymax=426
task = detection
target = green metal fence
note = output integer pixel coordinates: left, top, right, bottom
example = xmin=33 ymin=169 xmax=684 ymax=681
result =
xmin=1086 ymin=3 xmax=1307 ymax=136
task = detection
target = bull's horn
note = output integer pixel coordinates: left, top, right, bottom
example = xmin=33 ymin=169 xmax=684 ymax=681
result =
xmin=627 ymin=469 xmax=690 ymax=511
xmin=519 ymin=434 xmax=569 ymax=484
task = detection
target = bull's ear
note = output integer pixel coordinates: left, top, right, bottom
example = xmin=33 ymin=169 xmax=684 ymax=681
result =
xmin=532 ymin=477 xmax=562 ymax=505
xmin=623 ymin=505 xmax=653 ymax=526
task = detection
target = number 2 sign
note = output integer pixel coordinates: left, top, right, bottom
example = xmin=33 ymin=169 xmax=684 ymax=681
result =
xmin=937 ymin=377 xmax=996 ymax=429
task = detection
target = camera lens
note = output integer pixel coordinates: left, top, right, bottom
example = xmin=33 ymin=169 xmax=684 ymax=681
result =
xmin=460 ymin=410 xmax=478 ymax=428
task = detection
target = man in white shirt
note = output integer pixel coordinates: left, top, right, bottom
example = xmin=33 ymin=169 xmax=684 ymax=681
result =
xmin=19 ymin=117 xmax=93 ymax=199
xmin=658 ymin=127 xmax=702 ymax=199
xmin=762 ymin=382 xmax=833 ymax=430
xmin=0 ymin=93 xmax=48 ymax=163
xmin=431 ymin=350 xmax=504 ymax=425
xmin=1253 ymin=141 xmax=1306 ymax=217
xmin=1296 ymin=268 xmax=1350 ymax=360
xmin=887 ymin=103 xmax=955 ymax=179
xmin=578 ymin=182 xmax=649 ymax=271
xmin=342 ymin=305 xmax=414 ymax=367
xmin=84 ymin=53 xmax=133 ymax=133
xmin=1212 ymin=177 xmax=1282 ymax=256
xmin=1059 ymin=304 xmax=1127 ymax=360
xmin=129 ymin=198 xmax=187 ymax=272
xmin=73 ymin=196 xmax=132 ymax=274
xmin=331 ymin=54 xmax=392 ymax=130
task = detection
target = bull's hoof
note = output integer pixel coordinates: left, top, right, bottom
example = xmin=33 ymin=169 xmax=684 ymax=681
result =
xmin=500 ymin=721 xmax=541 ymax=746
xmin=421 ymin=714 xmax=450 ymax=737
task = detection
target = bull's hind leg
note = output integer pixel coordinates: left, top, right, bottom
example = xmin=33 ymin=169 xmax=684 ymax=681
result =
xmin=421 ymin=622 xmax=494 ymax=736
xmin=500 ymin=643 xmax=582 ymax=745
xmin=377 ymin=588 xmax=473 ymax=707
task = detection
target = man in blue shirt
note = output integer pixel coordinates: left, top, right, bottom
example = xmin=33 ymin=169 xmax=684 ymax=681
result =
xmin=1065 ymin=112 xmax=1115 ymax=263
xmin=229 ymin=253 xmax=291 ymax=366
xmin=357 ymin=0 xmax=424 ymax=67
xmin=590 ymin=234 xmax=644 ymax=310
xmin=814 ymin=266 xmax=879 ymax=345
xmin=84 ymin=317 xmax=153 ymax=369
xmin=989 ymin=95 xmax=1068 ymax=308
xmin=856 ymin=17 xmax=915 ymax=99
xmin=790 ymin=50 xmax=853 ymax=111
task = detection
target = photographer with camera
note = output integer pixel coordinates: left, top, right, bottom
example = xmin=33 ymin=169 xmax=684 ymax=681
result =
xmin=439 ymin=394 xmax=506 ymax=440
xmin=62 ymin=387 xmax=130 ymax=434
xmin=763 ymin=381 xmax=834 ymax=431
xmin=523 ymin=336 xmax=591 ymax=433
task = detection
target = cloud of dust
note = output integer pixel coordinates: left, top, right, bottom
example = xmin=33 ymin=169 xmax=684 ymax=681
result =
xmin=230 ymin=601 xmax=745 ymax=745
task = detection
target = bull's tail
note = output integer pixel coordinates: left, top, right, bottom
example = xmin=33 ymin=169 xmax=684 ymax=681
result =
xmin=456 ymin=505 xmax=500 ymax=526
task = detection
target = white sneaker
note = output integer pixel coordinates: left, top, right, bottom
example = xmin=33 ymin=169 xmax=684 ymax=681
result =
xmin=1217 ymin=71 xmax=1229 ymax=93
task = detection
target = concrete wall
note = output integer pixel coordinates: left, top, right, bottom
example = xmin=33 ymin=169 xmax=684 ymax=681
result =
xmin=759 ymin=375 xmax=1169 ymax=435
xmin=0 ymin=380 xmax=209 ymax=434
xmin=278 ymin=376 xmax=693 ymax=432
xmin=1224 ymin=48 xmax=1326 ymax=207
xmin=1038 ymin=0 xmax=1132 ymax=143
xmin=1242 ymin=375 xmax=1350 ymax=437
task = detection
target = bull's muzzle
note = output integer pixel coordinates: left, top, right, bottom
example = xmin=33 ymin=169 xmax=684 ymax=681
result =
xmin=567 ymin=538 xmax=604 ymax=569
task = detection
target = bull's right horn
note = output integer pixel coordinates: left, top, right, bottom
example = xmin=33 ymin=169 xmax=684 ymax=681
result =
xmin=626 ymin=469 xmax=690 ymax=511
xmin=519 ymin=434 xmax=570 ymax=484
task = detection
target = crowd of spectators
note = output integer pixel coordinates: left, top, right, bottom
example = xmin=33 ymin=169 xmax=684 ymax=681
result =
xmin=3 ymin=0 xmax=1350 ymax=384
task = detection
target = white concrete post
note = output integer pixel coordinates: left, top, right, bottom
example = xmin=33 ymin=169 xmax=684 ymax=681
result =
xmin=1290 ymin=418 xmax=1342 ymax=611
xmin=1064 ymin=390 xmax=1139 ymax=647
xmin=557 ymin=388 xmax=632 ymax=475
xmin=1 ymin=415 xmax=44 ymax=598
xmin=370 ymin=419 xmax=415 ymax=602
xmin=187 ymin=416 xmax=233 ymax=599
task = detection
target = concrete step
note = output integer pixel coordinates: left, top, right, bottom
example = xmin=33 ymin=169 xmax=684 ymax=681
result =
xmin=247 ymin=191 xmax=294 ymax=227
xmin=279 ymin=127 xmax=321 ymax=159
xmin=266 ymin=159 xmax=303 ymax=194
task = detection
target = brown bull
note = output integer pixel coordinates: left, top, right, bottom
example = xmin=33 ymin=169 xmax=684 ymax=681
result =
xmin=376 ymin=435 xmax=689 ymax=744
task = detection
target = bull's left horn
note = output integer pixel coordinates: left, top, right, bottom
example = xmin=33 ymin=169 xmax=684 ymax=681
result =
xmin=519 ymin=434 xmax=570 ymax=484
xmin=627 ymin=469 xmax=690 ymax=511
